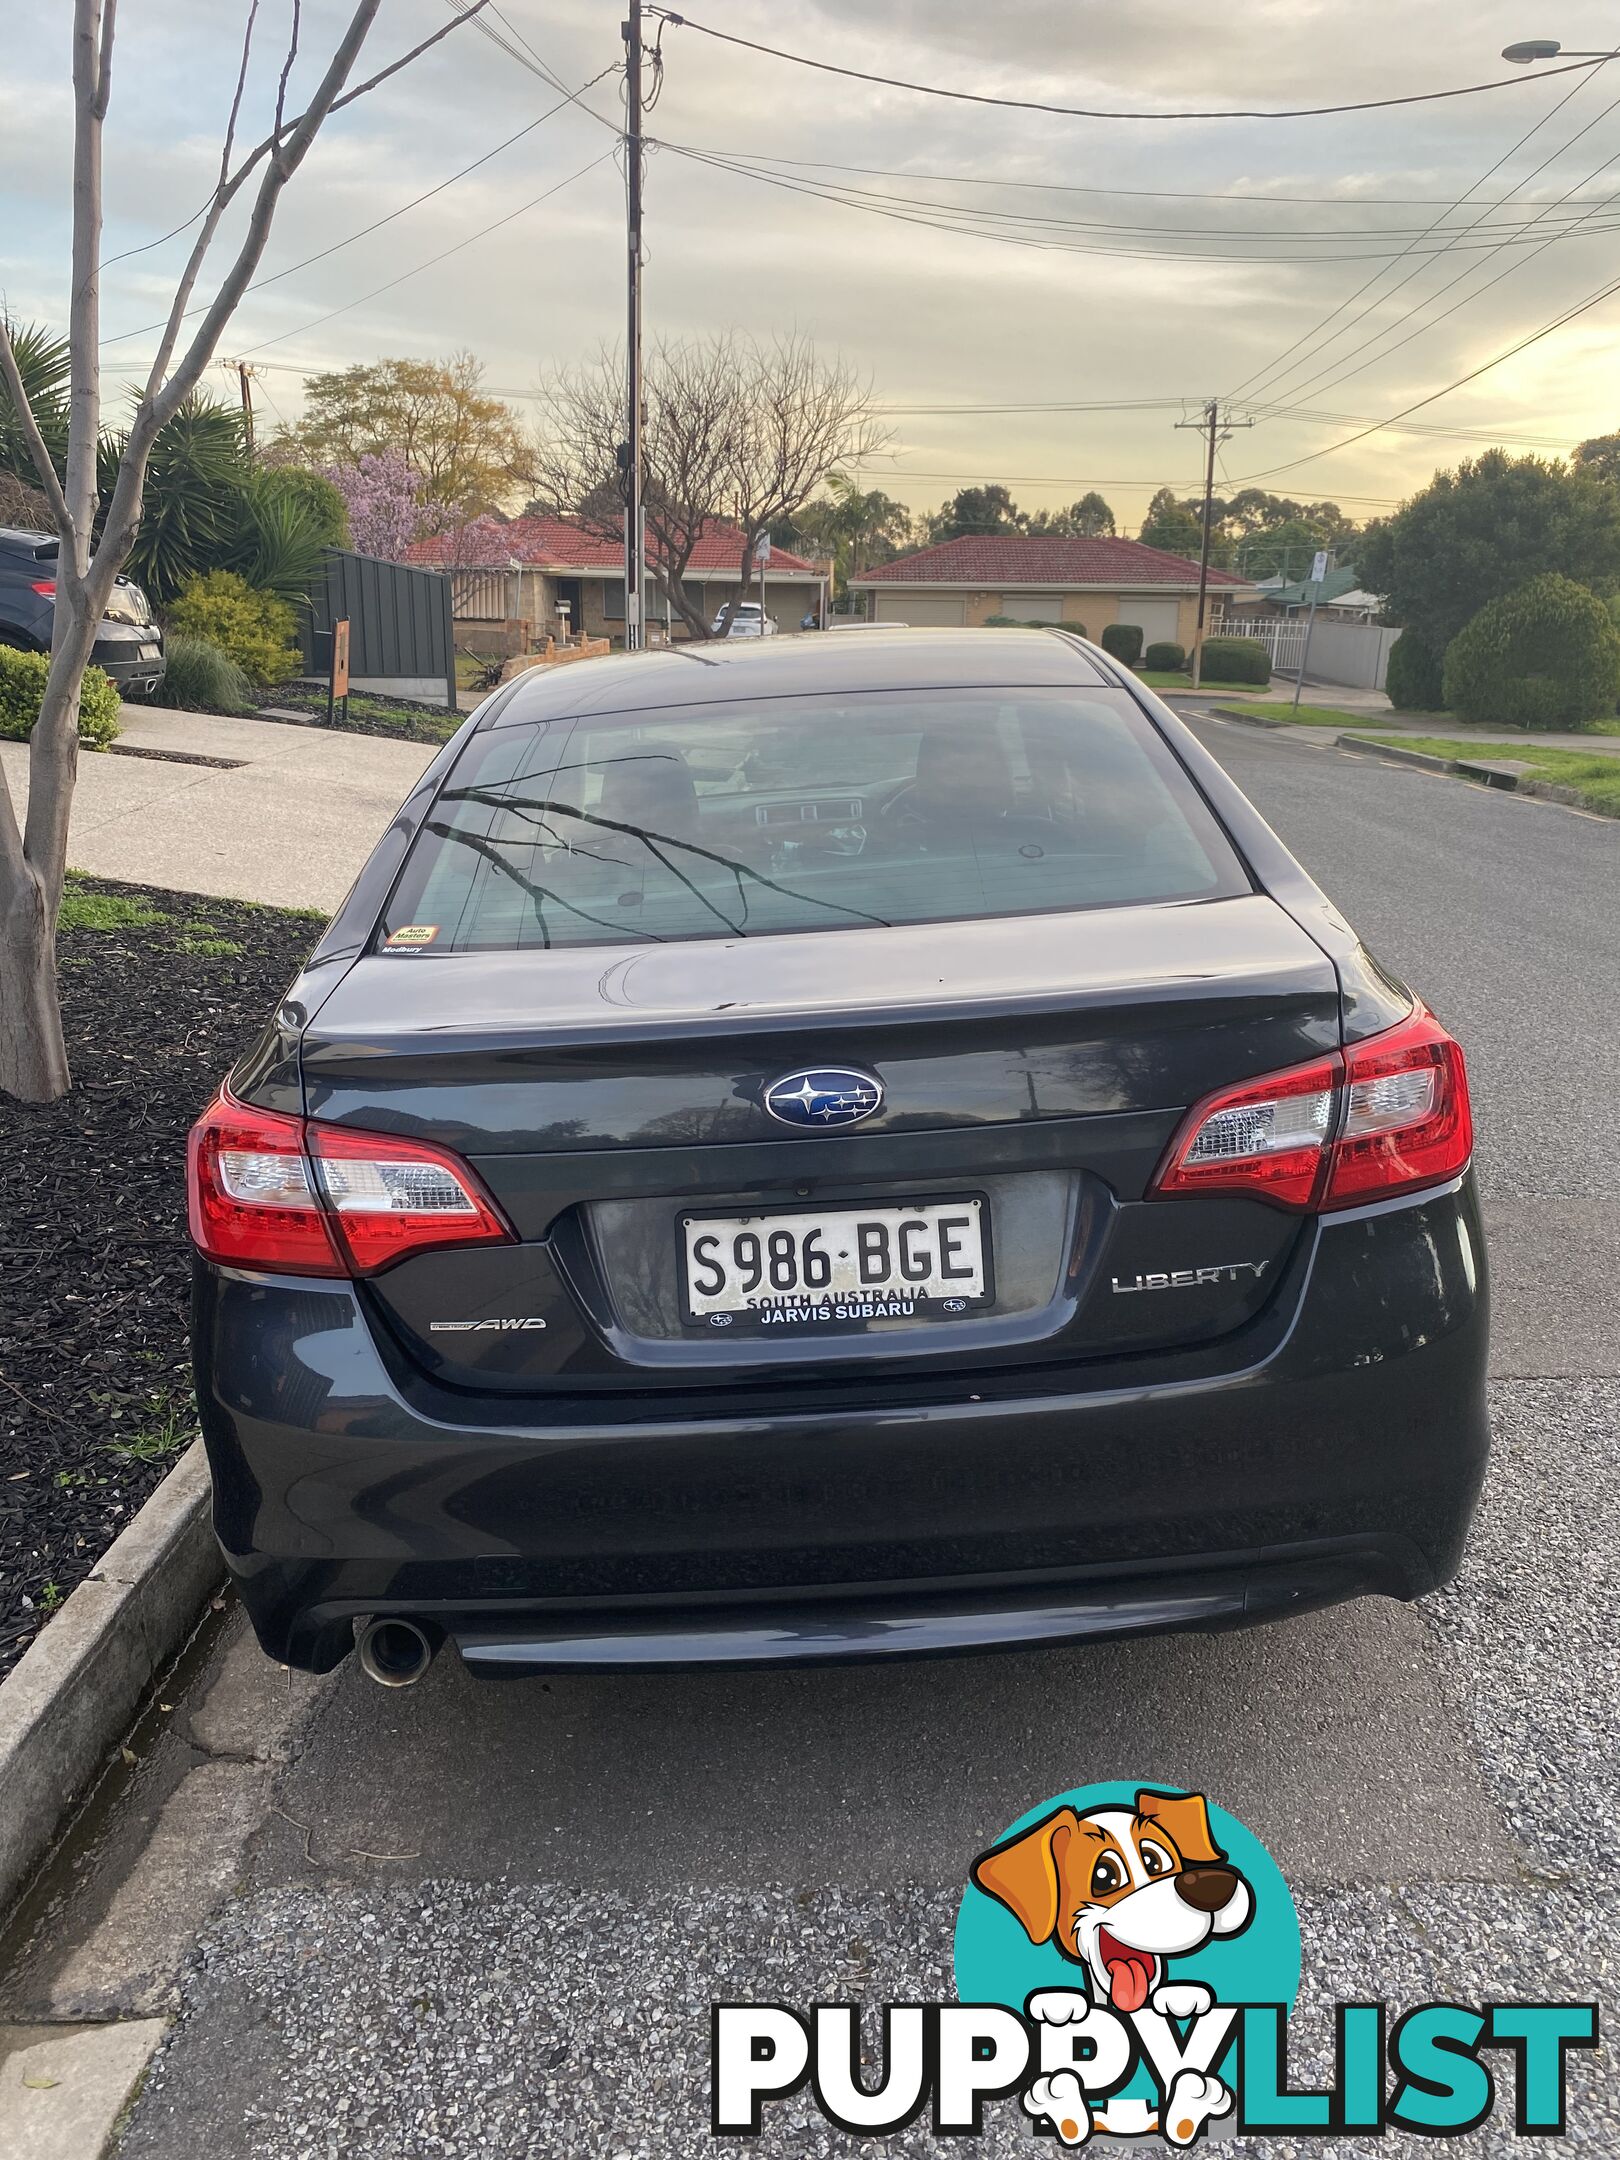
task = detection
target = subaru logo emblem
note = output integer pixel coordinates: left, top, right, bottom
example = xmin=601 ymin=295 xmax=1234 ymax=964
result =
xmin=763 ymin=1066 xmax=884 ymax=1130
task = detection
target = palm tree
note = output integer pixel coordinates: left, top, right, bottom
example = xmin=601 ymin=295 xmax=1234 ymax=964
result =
xmin=0 ymin=321 xmax=70 ymax=490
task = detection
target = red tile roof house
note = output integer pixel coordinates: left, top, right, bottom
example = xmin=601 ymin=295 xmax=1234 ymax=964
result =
xmin=407 ymin=514 xmax=829 ymax=652
xmin=848 ymin=536 xmax=1257 ymax=652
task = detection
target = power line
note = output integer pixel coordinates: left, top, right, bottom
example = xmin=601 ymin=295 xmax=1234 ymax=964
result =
xmin=1260 ymin=127 xmax=1620 ymax=413
xmin=660 ymin=141 xmax=1620 ymax=267
xmin=650 ymin=11 xmax=1610 ymax=122
xmin=1227 ymin=55 xmax=1609 ymax=402
xmin=1249 ymin=71 xmax=1620 ymax=410
xmin=100 ymin=73 xmax=616 ymax=351
xmin=652 ymin=140 xmax=1620 ymax=211
xmin=850 ymin=460 xmax=1405 ymax=506
xmin=1229 ymin=263 xmax=1620 ymax=483
xmin=233 ymin=147 xmax=617 ymax=359
xmin=874 ymin=393 xmax=1584 ymax=447
xmin=651 ymin=140 xmax=1620 ymax=248
xmin=444 ymin=0 xmax=622 ymax=133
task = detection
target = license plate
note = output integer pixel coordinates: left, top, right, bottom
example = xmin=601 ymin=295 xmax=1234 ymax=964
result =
xmin=680 ymin=1196 xmax=991 ymax=1331
xmin=137 ymin=643 xmax=159 ymax=659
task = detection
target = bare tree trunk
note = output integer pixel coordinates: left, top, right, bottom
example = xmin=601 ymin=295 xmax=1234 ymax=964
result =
xmin=0 ymin=598 xmax=95 ymax=1098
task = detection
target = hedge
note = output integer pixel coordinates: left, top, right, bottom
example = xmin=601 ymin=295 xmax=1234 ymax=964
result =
xmin=0 ymin=646 xmax=121 ymax=748
xmin=1143 ymin=640 xmax=1185 ymax=671
xmin=1383 ymin=626 xmax=1448 ymax=712
xmin=1443 ymin=572 xmax=1620 ymax=730
xmin=1100 ymin=621 xmax=1143 ymax=665
xmin=1199 ymin=636 xmax=1271 ymax=686
xmin=983 ymin=615 xmax=1087 ymax=633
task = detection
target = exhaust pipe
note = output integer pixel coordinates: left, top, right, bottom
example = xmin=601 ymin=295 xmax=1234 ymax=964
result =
xmin=356 ymin=1616 xmax=439 ymax=1688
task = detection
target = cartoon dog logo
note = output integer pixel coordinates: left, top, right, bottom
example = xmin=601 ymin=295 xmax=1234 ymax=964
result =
xmin=970 ymin=1788 xmax=1253 ymax=2146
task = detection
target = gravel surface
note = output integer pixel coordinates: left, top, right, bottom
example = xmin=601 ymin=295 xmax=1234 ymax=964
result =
xmin=116 ymin=1874 xmax=1613 ymax=2159
xmin=0 ymin=875 xmax=320 ymax=1676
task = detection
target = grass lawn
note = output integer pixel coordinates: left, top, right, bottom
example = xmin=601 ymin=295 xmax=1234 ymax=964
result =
xmin=1135 ymin=670 xmax=1277 ymax=692
xmin=1367 ymin=737 xmax=1620 ymax=817
xmin=1225 ymin=701 xmax=1386 ymax=729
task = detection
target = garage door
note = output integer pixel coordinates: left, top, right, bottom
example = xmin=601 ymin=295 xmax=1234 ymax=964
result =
xmin=1115 ymin=595 xmax=1181 ymax=645
xmin=873 ymin=592 xmax=966 ymax=626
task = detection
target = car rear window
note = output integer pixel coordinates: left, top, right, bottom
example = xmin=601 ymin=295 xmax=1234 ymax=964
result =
xmin=378 ymin=688 xmax=1249 ymax=954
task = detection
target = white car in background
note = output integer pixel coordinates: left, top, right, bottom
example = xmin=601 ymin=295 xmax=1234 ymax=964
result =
xmin=711 ymin=601 xmax=777 ymax=637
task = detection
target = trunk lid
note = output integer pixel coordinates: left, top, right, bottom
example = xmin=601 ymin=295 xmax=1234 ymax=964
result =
xmin=295 ymin=895 xmax=1339 ymax=1388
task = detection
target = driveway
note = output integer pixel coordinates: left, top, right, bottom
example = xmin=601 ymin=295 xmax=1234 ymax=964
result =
xmin=3 ymin=718 xmax=1616 ymax=2157
xmin=0 ymin=707 xmax=436 ymax=912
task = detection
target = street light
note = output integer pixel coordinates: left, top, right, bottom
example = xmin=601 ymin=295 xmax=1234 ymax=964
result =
xmin=1502 ymin=37 xmax=1619 ymax=60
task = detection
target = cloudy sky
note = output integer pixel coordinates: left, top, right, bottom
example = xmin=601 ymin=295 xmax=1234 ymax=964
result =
xmin=7 ymin=0 xmax=1620 ymax=532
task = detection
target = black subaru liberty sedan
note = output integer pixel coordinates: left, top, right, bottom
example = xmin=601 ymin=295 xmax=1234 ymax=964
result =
xmin=188 ymin=630 xmax=1486 ymax=1685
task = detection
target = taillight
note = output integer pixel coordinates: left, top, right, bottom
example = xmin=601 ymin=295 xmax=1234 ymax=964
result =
xmin=187 ymin=1096 xmax=341 ymax=1274
xmin=1322 ymin=1007 xmax=1472 ymax=1208
xmin=305 ymin=1122 xmax=511 ymax=1272
xmin=1151 ymin=1006 xmax=1472 ymax=1213
xmin=1152 ymin=1054 xmax=1337 ymax=1210
xmin=30 ymin=580 xmax=55 ymax=596
xmin=186 ymin=1091 xmax=512 ymax=1276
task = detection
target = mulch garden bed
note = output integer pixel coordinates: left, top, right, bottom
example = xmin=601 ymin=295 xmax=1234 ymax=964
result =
xmin=252 ymin=680 xmax=464 ymax=746
xmin=0 ymin=875 xmax=324 ymax=1681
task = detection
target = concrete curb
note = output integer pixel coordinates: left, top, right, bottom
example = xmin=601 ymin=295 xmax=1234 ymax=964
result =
xmin=1218 ymin=708 xmax=1291 ymax=731
xmin=1335 ymin=734 xmax=1457 ymax=774
xmin=0 ymin=1442 xmax=221 ymax=1921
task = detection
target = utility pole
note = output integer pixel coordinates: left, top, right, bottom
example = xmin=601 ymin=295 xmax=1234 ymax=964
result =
xmin=621 ymin=4 xmax=646 ymax=652
xmin=1175 ymin=400 xmax=1251 ymax=688
xmin=231 ymin=360 xmax=255 ymax=454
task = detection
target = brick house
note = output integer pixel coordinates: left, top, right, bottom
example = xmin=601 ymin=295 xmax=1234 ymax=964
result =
xmin=848 ymin=536 xmax=1255 ymax=650
xmin=407 ymin=515 xmax=828 ymax=651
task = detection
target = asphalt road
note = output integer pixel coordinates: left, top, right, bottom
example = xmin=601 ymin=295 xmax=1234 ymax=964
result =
xmin=11 ymin=721 xmax=1620 ymax=2158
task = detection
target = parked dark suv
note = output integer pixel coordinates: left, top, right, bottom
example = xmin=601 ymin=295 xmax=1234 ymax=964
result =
xmin=0 ymin=527 xmax=165 ymax=695
xmin=188 ymin=629 xmax=1487 ymax=1688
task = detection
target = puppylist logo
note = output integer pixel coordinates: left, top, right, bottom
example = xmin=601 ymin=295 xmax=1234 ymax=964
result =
xmin=713 ymin=1783 xmax=1598 ymax=2144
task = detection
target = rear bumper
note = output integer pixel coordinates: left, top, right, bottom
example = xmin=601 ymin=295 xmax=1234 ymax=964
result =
xmin=194 ymin=1178 xmax=1489 ymax=1674
xmin=92 ymin=636 xmax=164 ymax=692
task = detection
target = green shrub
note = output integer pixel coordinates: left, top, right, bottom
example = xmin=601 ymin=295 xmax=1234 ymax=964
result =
xmin=0 ymin=646 xmax=120 ymax=747
xmin=165 ymin=570 xmax=298 ymax=686
xmin=1100 ymin=621 xmax=1143 ymax=665
xmin=1383 ymin=626 xmax=1448 ymax=711
xmin=1143 ymin=640 xmax=1186 ymax=671
xmin=155 ymin=633 xmax=254 ymax=714
xmin=1200 ymin=635 xmax=1271 ymax=685
xmin=1057 ymin=618 xmax=1088 ymax=636
xmin=1443 ymin=572 xmax=1620 ymax=730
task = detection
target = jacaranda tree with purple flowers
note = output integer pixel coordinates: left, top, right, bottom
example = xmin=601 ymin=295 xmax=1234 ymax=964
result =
xmin=318 ymin=450 xmax=445 ymax=563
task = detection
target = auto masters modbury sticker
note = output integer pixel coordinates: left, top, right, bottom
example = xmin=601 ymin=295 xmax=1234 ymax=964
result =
xmin=384 ymin=922 xmax=439 ymax=948
xmin=712 ymin=1782 xmax=1598 ymax=2143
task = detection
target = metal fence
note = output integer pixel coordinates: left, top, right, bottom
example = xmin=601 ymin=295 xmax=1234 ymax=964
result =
xmin=299 ymin=549 xmax=456 ymax=708
xmin=1209 ymin=613 xmax=1307 ymax=673
xmin=450 ymin=568 xmax=508 ymax=622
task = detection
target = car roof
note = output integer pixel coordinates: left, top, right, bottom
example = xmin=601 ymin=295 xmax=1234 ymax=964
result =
xmin=0 ymin=527 xmax=58 ymax=557
xmin=488 ymin=626 xmax=1120 ymax=727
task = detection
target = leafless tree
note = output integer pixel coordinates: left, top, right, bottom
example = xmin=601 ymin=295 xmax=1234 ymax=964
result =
xmin=0 ymin=0 xmax=494 ymax=1104
xmin=717 ymin=336 xmax=887 ymax=634
xmin=532 ymin=334 xmax=887 ymax=641
xmin=532 ymin=337 xmax=739 ymax=641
